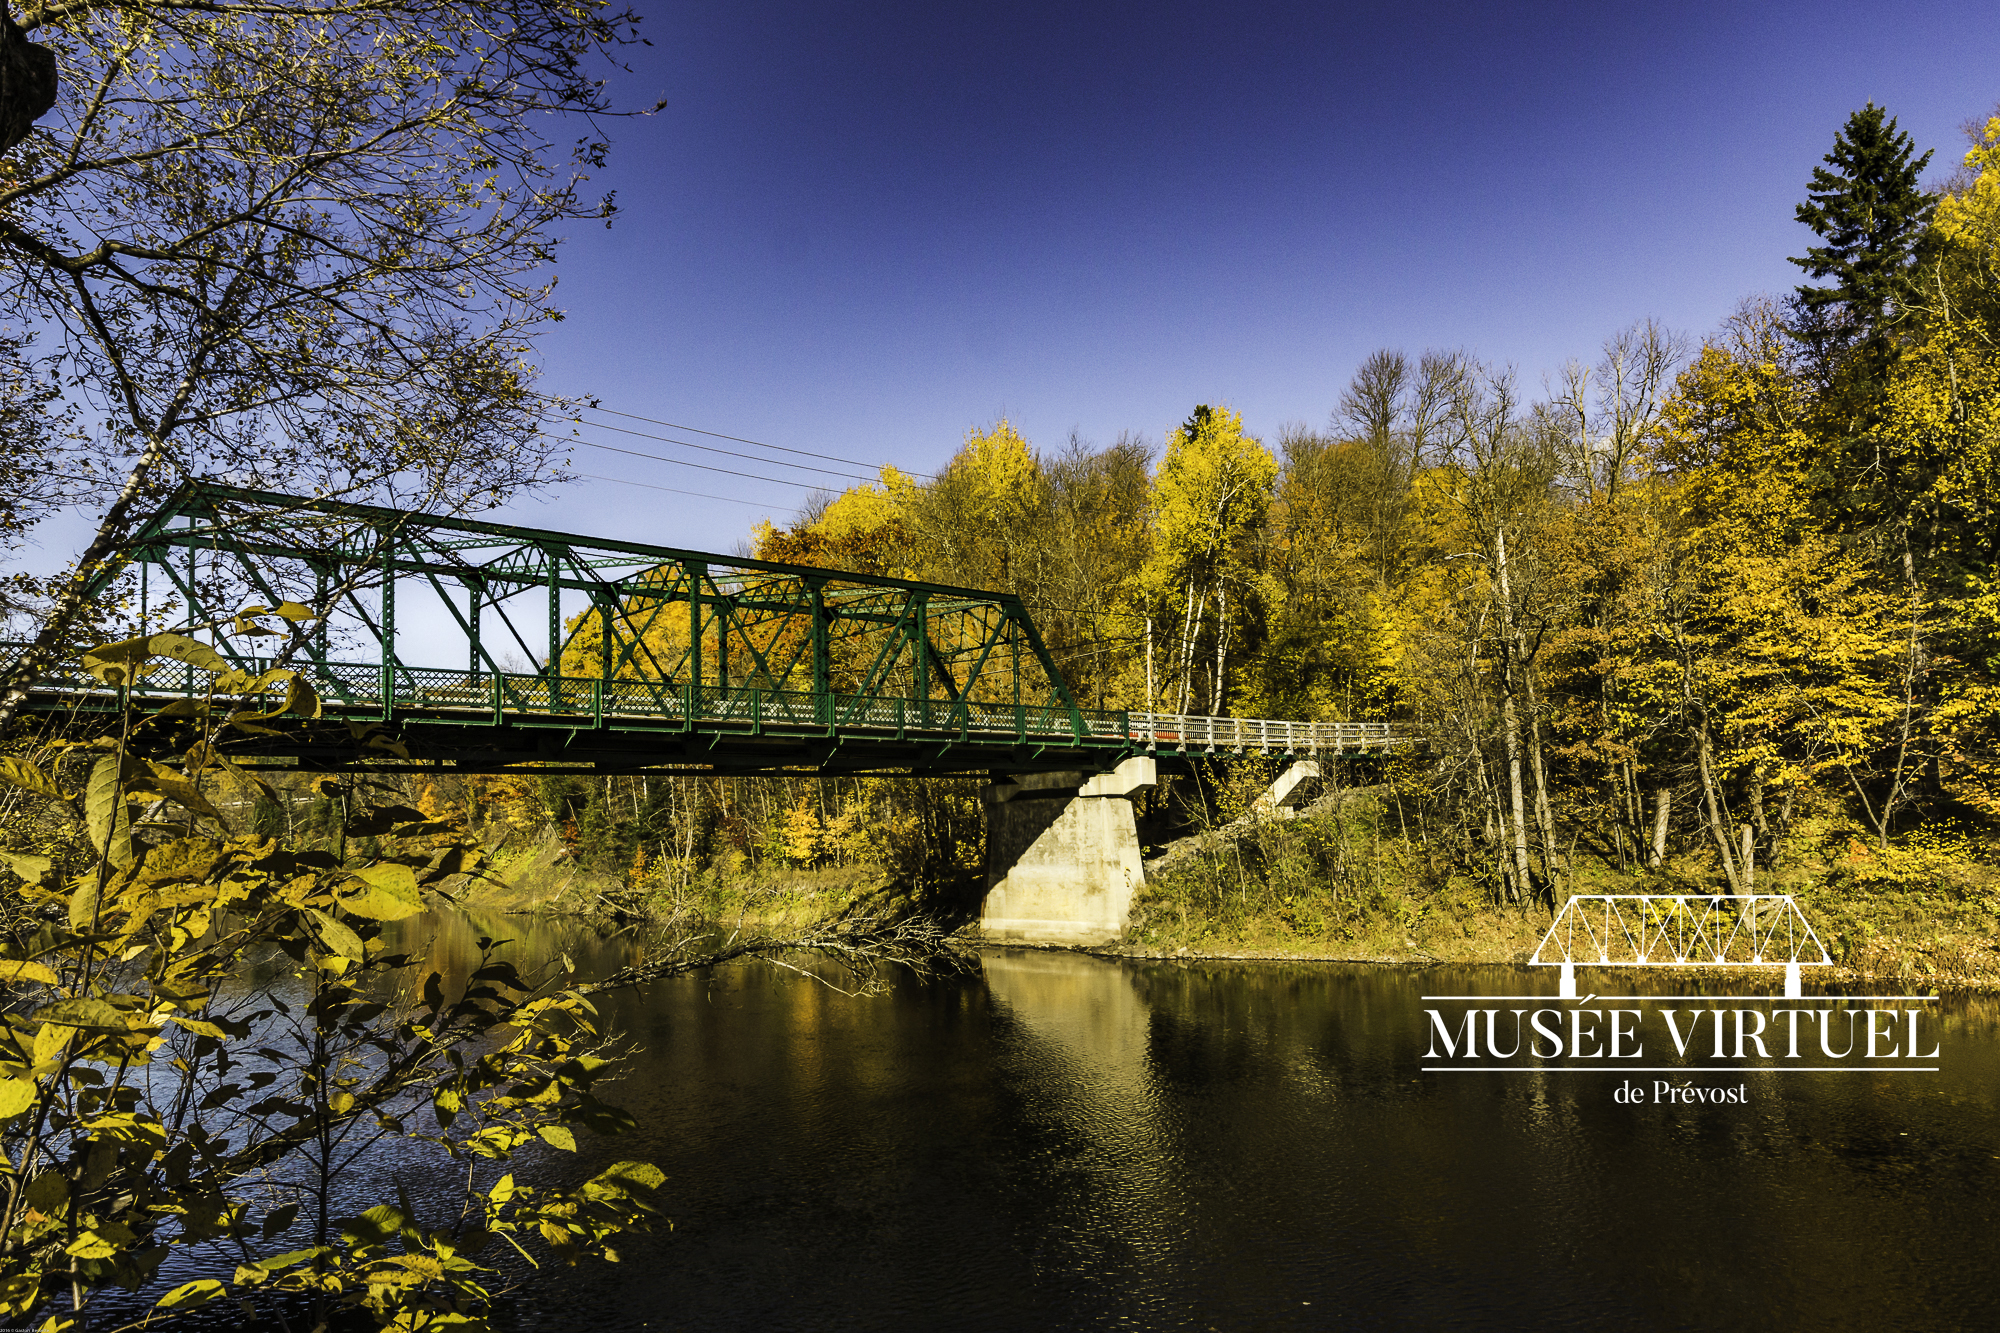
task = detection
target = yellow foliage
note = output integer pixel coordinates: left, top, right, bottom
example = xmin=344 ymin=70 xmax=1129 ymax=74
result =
xmin=951 ymin=420 xmax=1039 ymax=526
xmin=1847 ymin=824 xmax=1981 ymax=886
xmin=1146 ymin=405 xmax=1276 ymax=580
xmin=813 ymin=465 xmax=918 ymax=542
xmin=779 ymin=793 xmax=822 ymax=867
xmin=1934 ymin=116 xmax=2000 ymax=258
xmin=1657 ymin=314 xmax=1823 ymax=552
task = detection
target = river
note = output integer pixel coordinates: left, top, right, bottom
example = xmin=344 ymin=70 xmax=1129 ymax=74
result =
xmin=377 ymin=911 xmax=2000 ymax=1332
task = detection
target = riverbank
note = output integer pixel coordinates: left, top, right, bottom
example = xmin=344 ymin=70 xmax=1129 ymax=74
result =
xmin=478 ymin=794 xmax=2000 ymax=993
xmin=1119 ymin=794 xmax=2000 ymax=992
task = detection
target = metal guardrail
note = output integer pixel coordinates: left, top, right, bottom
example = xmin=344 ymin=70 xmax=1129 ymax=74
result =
xmin=1128 ymin=712 xmax=1401 ymax=753
xmin=6 ymin=644 xmax=1406 ymax=756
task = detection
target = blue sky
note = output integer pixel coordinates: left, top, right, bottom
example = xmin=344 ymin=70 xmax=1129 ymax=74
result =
xmin=23 ymin=0 xmax=1995 ymax=585
xmin=513 ymin=0 xmax=1998 ymax=553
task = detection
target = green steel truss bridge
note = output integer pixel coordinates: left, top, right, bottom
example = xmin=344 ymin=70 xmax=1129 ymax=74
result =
xmin=10 ymin=483 xmax=1401 ymax=776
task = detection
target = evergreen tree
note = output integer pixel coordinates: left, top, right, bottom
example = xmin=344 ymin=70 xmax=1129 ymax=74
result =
xmin=1791 ymin=103 xmax=1935 ymax=345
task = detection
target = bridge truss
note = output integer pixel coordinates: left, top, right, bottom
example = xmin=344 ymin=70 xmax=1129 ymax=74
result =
xmin=1532 ymin=894 xmax=1832 ymax=997
xmin=16 ymin=484 xmax=1403 ymax=777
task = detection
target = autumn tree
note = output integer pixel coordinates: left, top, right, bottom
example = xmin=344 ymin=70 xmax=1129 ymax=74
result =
xmin=1141 ymin=405 xmax=1277 ymax=716
xmin=0 ymin=0 xmax=651 ymax=732
xmin=1244 ymin=352 xmax=1452 ymax=722
xmin=900 ymin=420 xmax=1047 ymax=591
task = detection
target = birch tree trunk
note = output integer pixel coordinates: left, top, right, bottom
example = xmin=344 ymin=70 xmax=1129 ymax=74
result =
xmin=1650 ymin=788 xmax=1671 ymax=869
xmin=1694 ymin=716 xmax=1743 ymax=893
xmin=1525 ymin=669 xmax=1560 ymax=896
xmin=1210 ymin=581 xmax=1228 ymax=715
xmin=1492 ymin=528 xmax=1536 ymax=902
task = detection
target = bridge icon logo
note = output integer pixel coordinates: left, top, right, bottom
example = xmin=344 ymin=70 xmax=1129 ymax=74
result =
xmin=1532 ymin=894 xmax=1833 ymax=999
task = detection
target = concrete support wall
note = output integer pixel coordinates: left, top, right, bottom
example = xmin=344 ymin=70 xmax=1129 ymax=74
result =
xmin=978 ymin=756 xmax=1156 ymax=945
xmin=1251 ymin=759 xmax=1321 ymax=819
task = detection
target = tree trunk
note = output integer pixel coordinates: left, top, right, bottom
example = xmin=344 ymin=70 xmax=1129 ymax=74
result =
xmin=1210 ymin=580 xmax=1228 ymax=715
xmin=1694 ymin=717 xmax=1742 ymax=893
xmin=0 ymin=434 xmax=173 ymax=736
xmin=1525 ymin=669 xmax=1560 ymax=896
xmin=1471 ymin=746 xmax=1515 ymax=903
xmin=0 ymin=11 xmax=58 ymax=156
xmin=1492 ymin=529 xmax=1536 ymax=902
xmin=1177 ymin=582 xmax=1203 ymax=715
xmin=1650 ymin=787 xmax=1671 ymax=870
xmin=1145 ymin=616 xmax=1154 ymax=712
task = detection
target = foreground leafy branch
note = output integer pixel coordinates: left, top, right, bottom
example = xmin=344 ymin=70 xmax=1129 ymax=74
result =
xmin=0 ymin=630 xmax=951 ymax=1331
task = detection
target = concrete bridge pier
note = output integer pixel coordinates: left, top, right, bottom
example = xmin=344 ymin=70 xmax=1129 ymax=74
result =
xmin=977 ymin=756 xmax=1156 ymax=945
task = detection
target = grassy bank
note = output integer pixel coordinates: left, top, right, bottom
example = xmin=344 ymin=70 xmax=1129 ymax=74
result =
xmin=462 ymin=823 xmax=977 ymax=931
xmin=1124 ymin=791 xmax=2000 ymax=992
xmin=465 ymin=784 xmax=2000 ymax=992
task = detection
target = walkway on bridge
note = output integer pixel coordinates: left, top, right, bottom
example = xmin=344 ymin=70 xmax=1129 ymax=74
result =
xmin=13 ymin=483 xmax=1402 ymax=776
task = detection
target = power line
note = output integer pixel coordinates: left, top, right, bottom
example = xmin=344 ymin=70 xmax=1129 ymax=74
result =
xmin=543 ymin=392 xmax=936 ymax=480
xmin=571 ymin=472 xmax=786 ymax=510
xmin=563 ymin=436 xmax=839 ymax=491
xmin=558 ymin=415 xmax=883 ymax=484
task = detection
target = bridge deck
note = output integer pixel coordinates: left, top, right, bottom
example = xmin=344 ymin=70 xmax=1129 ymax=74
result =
xmin=12 ymin=650 xmax=1402 ymax=776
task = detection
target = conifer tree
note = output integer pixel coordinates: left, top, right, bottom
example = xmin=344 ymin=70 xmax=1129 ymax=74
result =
xmin=1791 ymin=103 xmax=1935 ymax=345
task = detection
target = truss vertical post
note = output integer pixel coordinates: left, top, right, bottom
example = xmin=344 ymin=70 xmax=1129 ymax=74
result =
xmin=314 ymin=564 xmax=330 ymax=662
xmin=597 ymin=587 xmax=612 ymax=693
xmin=379 ymin=530 xmax=395 ymax=719
xmin=809 ymin=578 xmax=829 ymax=727
xmin=184 ymin=513 xmax=197 ymax=635
xmin=1012 ymin=614 xmax=1025 ymax=739
xmin=469 ymin=581 xmax=482 ymax=679
xmin=914 ymin=592 xmax=929 ymax=726
xmin=689 ymin=560 xmax=705 ymax=721
xmin=546 ymin=544 xmax=561 ymax=709
xmin=716 ymin=585 xmax=730 ymax=690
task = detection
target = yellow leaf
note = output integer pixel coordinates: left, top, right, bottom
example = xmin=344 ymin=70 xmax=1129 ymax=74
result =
xmin=156 ymin=1280 xmax=224 ymax=1310
xmin=1 ymin=850 xmax=51 ymax=882
xmin=0 ymin=756 xmax=63 ymax=801
xmin=0 ymin=959 xmax=58 ymax=986
xmin=536 ymin=1124 xmax=576 ymax=1152
xmin=0 ymin=1078 xmax=37 ymax=1118
xmin=308 ymin=908 xmax=365 ymax=959
xmin=337 ymin=863 xmax=423 ymax=921
xmin=35 ymin=997 xmax=133 ymax=1031
xmin=80 ymin=636 xmax=156 ymax=686
xmin=84 ymin=754 xmax=135 ymax=868
xmin=145 ymin=633 xmax=228 ymax=673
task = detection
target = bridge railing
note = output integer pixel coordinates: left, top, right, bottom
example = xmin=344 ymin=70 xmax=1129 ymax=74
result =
xmin=6 ymin=643 xmax=1405 ymax=755
xmin=1127 ymin=711 xmax=1400 ymax=753
xmin=2 ymin=643 xmax=1139 ymax=744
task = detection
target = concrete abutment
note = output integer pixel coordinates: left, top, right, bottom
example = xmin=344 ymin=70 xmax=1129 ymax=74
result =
xmin=977 ymin=756 xmax=1156 ymax=945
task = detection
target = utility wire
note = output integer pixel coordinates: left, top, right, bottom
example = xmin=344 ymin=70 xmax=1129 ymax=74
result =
xmin=542 ymin=392 xmax=936 ymax=479
xmin=561 ymin=436 xmax=840 ymax=491
xmin=572 ymin=472 xmax=787 ymax=510
xmin=557 ymin=416 xmax=883 ymax=484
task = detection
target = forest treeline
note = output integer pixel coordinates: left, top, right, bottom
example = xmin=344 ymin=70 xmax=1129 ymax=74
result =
xmin=607 ymin=100 xmax=1998 ymax=913
xmin=51 ymin=102 xmax=2000 ymax=922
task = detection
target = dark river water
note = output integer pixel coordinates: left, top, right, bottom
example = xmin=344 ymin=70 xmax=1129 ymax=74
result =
xmin=371 ymin=912 xmax=2000 ymax=1333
